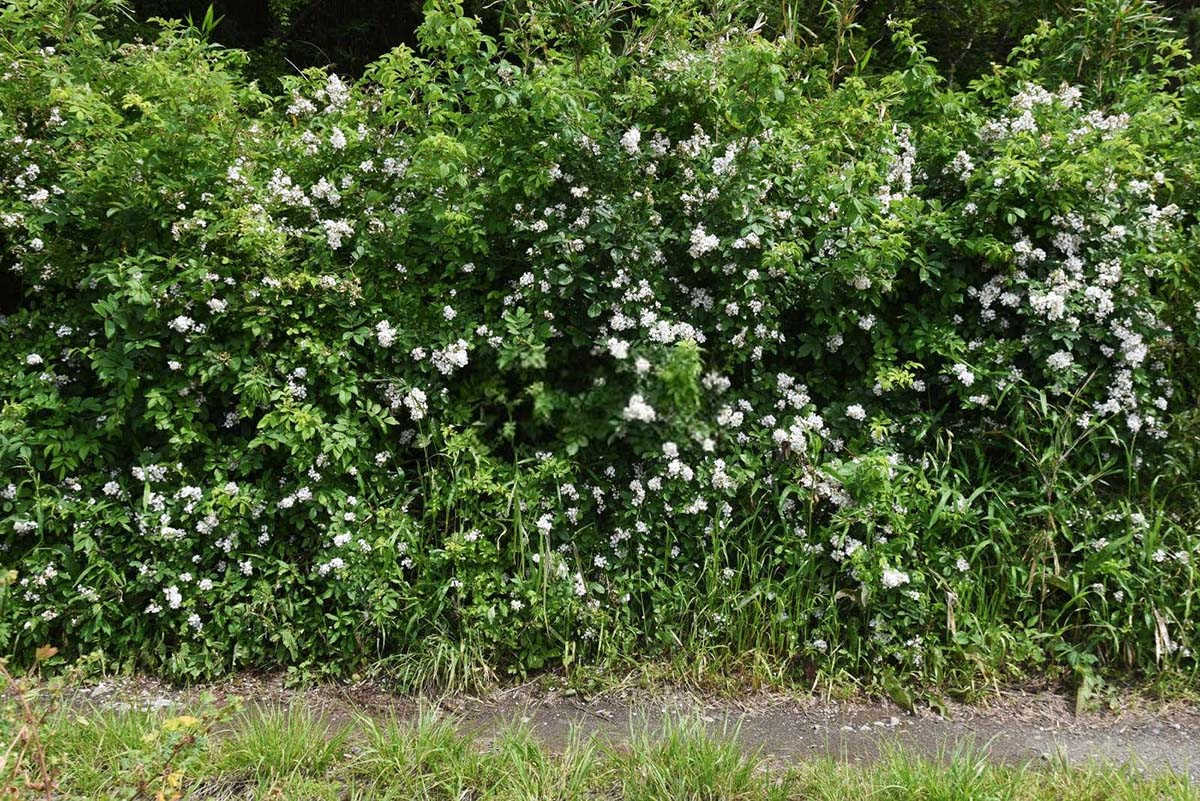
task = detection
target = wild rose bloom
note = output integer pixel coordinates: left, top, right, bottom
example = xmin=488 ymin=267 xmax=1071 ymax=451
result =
xmin=881 ymin=568 xmax=910 ymax=589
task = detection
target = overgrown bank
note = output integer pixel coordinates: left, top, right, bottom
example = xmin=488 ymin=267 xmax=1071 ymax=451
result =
xmin=1 ymin=0 xmax=1199 ymax=690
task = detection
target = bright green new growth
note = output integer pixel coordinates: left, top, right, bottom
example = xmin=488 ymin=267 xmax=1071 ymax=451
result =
xmin=0 ymin=0 xmax=1198 ymax=693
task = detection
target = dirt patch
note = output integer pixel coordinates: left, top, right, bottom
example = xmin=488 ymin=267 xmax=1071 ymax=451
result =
xmin=70 ymin=674 xmax=1200 ymax=779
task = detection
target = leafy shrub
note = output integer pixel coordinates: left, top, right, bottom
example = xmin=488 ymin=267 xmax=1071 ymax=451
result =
xmin=120 ymin=0 xmax=1200 ymax=91
xmin=0 ymin=0 xmax=1197 ymax=688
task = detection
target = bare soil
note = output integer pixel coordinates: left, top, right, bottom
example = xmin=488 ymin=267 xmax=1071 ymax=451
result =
xmin=73 ymin=673 xmax=1200 ymax=779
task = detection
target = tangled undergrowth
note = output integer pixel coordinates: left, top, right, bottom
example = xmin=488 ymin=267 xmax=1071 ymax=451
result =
xmin=1 ymin=0 xmax=1199 ymax=693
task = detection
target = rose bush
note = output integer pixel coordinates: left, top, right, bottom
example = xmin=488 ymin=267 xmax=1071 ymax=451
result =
xmin=1 ymin=0 xmax=1197 ymax=687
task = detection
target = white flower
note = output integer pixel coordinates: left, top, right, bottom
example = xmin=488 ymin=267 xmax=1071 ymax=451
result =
xmin=431 ymin=339 xmax=470 ymax=375
xmin=1046 ymin=350 xmax=1074 ymax=372
xmin=320 ymin=74 xmax=350 ymax=111
xmin=620 ymin=126 xmax=641 ymax=154
xmin=321 ymin=219 xmax=354 ymax=249
xmin=881 ymin=567 xmax=910 ymax=589
xmin=949 ymin=149 xmax=974 ymax=179
xmin=168 ymin=316 xmax=195 ymax=333
xmin=606 ymin=338 xmax=629 ymax=359
xmin=312 ymin=178 xmax=341 ymax=205
xmin=666 ymin=458 xmax=692 ymax=482
xmin=24 ymin=353 xmax=43 ymax=366
xmin=716 ymin=405 xmax=744 ymax=428
xmin=404 ymin=387 xmax=428 ymax=420
xmin=442 ymin=305 xmax=457 ymax=321
xmin=317 ymin=556 xmax=347 ymax=576
xmin=845 ymin=404 xmax=866 ymax=421
xmin=687 ymin=224 xmax=719 ymax=258
xmin=329 ymin=128 xmax=347 ymax=150
xmin=375 ymin=320 xmax=398 ymax=348
xmin=622 ymin=394 xmax=657 ymax=423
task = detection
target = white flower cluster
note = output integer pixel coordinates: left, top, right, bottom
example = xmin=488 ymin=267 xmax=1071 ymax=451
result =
xmin=622 ymin=394 xmax=657 ymax=423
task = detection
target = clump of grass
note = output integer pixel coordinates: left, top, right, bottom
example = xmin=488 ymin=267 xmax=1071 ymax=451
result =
xmin=487 ymin=725 xmax=599 ymax=800
xmin=215 ymin=705 xmax=350 ymax=780
xmin=40 ymin=708 xmax=162 ymax=797
xmin=371 ymin=638 xmax=497 ymax=694
xmin=609 ymin=717 xmax=787 ymax=801
xmin=791 ymin=743 xmax=1200 ymax=801
xmin=351 ymin=707 xmax=485 ymax=797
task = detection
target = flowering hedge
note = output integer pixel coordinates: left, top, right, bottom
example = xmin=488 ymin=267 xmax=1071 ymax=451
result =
xmin=1 ymin=0 xmax=1198 ymax=685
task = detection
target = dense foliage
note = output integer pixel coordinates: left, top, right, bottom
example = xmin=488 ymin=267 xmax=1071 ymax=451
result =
xmin=125 ymin=0 xmax=1200 ymax=89
xmin=1 ymin=0 xmax=1198 ymax=690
